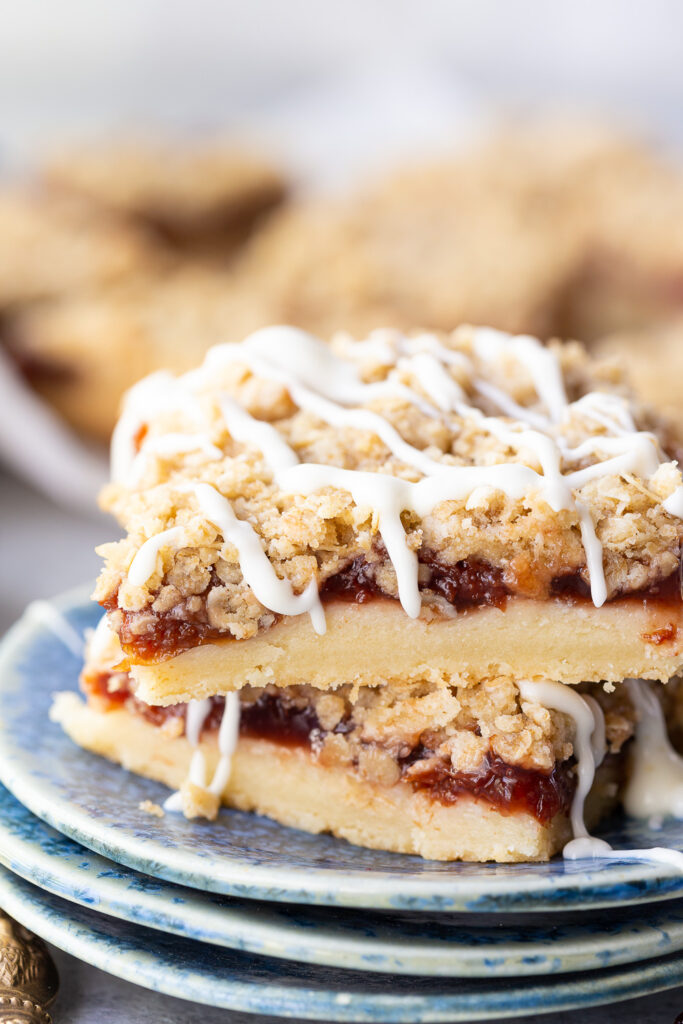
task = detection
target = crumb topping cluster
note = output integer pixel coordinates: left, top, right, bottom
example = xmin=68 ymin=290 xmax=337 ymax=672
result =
xmin=243 ymin=677 xmax=636 ymax=778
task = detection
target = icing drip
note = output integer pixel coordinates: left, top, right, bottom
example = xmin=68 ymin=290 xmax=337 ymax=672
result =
xmin=582 ymin=695 xmax=606 ymax=766
xmin=25 ymin=600 xmax=84 ymax=658
xmin=517 ymin=680 xmax=606 ymax=846
xmin=664 ymin=486 xmax=683 ymax=518
xmin=623 ymin=679 xmax=683 ymax=819
xmin=111 ymin=371 xmax=208 ymax=484
xmin=192 ymin=483 xmax=326 ymax=634
xmin=164 ymin=698 xmax=211 ymax=812
xmin=540 ymin=677 xmax=683 ymax=869
xmin=127 ymin=527 xmax=186 ymax=588
xmin=208 ymin=692 xmax=240 ymax=795
xmin=164 ymin=693 xmax=241 ymax=813
xmin=185 ymin=698 xmax=211 ymax=745
xmin=88 ymin=613 xmax=124 ymax=670
xmin=575 ymin=504 xmax=607 ymax=608
xmin=278 ymin=462 xmax=537 ymax=617
xmin=115 ymin=324 xmax=683 ymax=623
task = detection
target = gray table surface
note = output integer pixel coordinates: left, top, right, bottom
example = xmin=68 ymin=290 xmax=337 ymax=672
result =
xmin=3 ymin=466 xmax=683 ymax=1023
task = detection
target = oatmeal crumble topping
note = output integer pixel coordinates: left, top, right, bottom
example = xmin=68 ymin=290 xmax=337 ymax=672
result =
xmin=93 ymin=326 xmax=683 ymax=647
xmin=85 ymin=668 xmax=636 ymax=781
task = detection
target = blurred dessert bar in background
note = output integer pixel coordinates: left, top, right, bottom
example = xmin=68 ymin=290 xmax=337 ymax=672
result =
xmin=4 ymin=267 xmax=276 ymax=440
xmin=43 ymin=141 xmax=286 ymax=253
xmin=1 ymin=124 xmax=682 ymax=444
xmin=0 ymin=189 xmax=153 ymax=310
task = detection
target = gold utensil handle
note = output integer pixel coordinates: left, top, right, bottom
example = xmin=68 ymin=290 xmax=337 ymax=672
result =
xmin=0 ymin=908 xmax=58 ymax=1023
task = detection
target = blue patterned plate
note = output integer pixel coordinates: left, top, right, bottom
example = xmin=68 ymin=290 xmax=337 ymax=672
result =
xmin=5 ymin=783 xmax=683 ymax=977
xmin=5 ymin=865 xmax=683 ymax=1022
xmin=2 ymin=587 xmax=683 ymax=913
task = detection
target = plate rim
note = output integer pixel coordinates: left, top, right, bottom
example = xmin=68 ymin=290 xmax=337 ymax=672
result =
xmin=3 ymin=865 xmax=683 ymax=1023
xmin=4 ymin=784 xmax=683 ymax=978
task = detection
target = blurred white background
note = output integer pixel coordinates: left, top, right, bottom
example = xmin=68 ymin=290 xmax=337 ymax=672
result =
xmin=2 ymin=0 xmax=683 ymax=631
xmin=1 ymin=0 xmax=682 ymax=181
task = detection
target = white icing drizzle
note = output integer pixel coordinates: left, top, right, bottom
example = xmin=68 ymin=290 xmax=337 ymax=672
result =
xmin=569 ymin=392 xmax=637 ymax=436
xmin=564 ymin=434 xmax=661 ymax=488
xmin=127 ymin=527 xmax=186 ymax=588
xmin=219 ymin=396 xmax=298 ymax=474
xmin=192 ymin=482 xmax=326 ymax=634
xmin=25 ymin=600 xmax=84 ymax=658
xmin=279 ymin=462 xmax=538 ymax=617
xmin=471 ymin=378 xmax=550 ymax=431
xmin=517 ymin=679 xmax=605 ymax=844
xmin=185 ymin=698 xmax=212 ymax=746
xmin=664 ymin=486 xmax=683 ymax=518
xmin=111 ymin=371 xmax=206 ymax=484
xmin=623 ymin=679 xmax=683 ymax=819
xmin=395 ymin=352 xmax=465 ymax=412
xmin=582 ymin=694 xmax=607 ymax=766
xmin=127 ymin=433 xmax=222 ymax=485
xmin=286 ymin=384 xmax=443 ymax=478
xmin=471 ymin=328 xmax=568 ymax=422
xmin=87 ymin=613 xmax=124 ymax=670
xmin=164 ymin=693 xmax=241 ymax=814
xmin=563 ymin=838 xmax=683 ymax=868
xmin=208 ymin=692 xmax=240 ymax=795
xmin=515 ymin=680 xmax=615 ymax=860
xmin=524 ymin=676 xmax=683 ymax=870
xmin=164 ymin=698 xmax=211 ymax=812
xmin=115 ymin=324 xmax=683 ymax=624
xmin=575 ymin=503 xmax=607 ymax=608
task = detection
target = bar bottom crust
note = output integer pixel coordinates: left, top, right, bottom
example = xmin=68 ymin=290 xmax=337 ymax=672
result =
xmin=51 ymin=692 xmax=620 ymax=864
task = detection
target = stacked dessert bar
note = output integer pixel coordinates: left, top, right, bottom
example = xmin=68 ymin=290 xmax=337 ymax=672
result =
xmin=53 ymin=325 xmax=683 ymax=862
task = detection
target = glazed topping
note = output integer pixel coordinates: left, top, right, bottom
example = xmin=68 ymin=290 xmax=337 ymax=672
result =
xmin=104 ymin=326 xmax=683 ymax=639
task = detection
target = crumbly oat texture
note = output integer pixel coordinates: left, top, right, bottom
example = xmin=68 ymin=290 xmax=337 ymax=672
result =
xmin=138 ymin=799 xmax=165 ymax=818
xmin=131 ymin=676 xmax=637 ymax=777
xmin=94 ymin=325 xmax=683 ymax=666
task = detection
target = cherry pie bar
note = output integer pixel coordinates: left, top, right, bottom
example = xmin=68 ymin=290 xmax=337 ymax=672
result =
xmin=52 ymin=324 xmax=683 ymax=861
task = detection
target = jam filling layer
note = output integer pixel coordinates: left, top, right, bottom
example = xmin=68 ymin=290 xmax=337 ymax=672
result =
xmin=103 ymin=555 xmax=682 ymax=663
xmin=84 ymin=672 xmax=576 ymax=824
xmin=403 ymin=751 xmax=576 ymax=824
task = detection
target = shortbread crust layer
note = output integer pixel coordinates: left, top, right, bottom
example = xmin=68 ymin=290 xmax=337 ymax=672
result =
xmin=123 ymin=598 xmax=683 ymax=706
xmin=51 ymin=692 xmax=623 ymax=863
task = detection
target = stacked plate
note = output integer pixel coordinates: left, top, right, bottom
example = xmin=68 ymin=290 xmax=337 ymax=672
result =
xmin=3 ymin=588 xmax=683 ymax=1021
